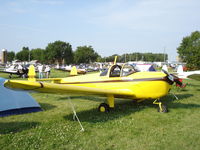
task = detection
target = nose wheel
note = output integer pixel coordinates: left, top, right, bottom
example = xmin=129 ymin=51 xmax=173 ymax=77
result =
xmin=98 ymin=103 xmax=110 ymax=112
xmin=153 ymin=99 xmax=168 ymax=113
xmin=157 ymin=104 xmax=168 ymax=113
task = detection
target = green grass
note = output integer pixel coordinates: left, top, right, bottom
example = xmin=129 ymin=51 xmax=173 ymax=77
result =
xmin=188 ymin=74 xmax=200 ymax=81
xmin=0 ymin=70 xmax=200 ymax=150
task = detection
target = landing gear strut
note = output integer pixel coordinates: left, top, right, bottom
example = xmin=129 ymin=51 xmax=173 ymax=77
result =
xmin=153 ymin=99 xmax=168 ymax=113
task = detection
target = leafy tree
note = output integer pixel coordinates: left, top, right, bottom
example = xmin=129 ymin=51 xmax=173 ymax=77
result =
xmin=30 ymin=48 xmax=45 ymax=63
xmin=177 ymin=31 xmax=200 ymax=70
xmin=45 ymin=41 xmax=73 ymax=64
xmin=74 ymin=46 xmax=99 ymax=64
xmin=103 ymin=54 xmax=120 ymax=62
xmin=16 ymin=47 xmax=30 ymax=61
xmin=7 ymin=51 xmax=15 ymax=62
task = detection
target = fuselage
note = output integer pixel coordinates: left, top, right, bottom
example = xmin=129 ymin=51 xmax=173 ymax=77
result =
xmin=55 ymin=71 xmax=171 ymax=99
xmin=4 ymin=64 xmax=172 ymax=101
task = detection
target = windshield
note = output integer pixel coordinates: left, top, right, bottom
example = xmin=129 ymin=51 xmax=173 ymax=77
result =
xmin=100 ymin=68 xmax=108 ymax=76
xmin=121 ymin=64 xmax=138 ymax=76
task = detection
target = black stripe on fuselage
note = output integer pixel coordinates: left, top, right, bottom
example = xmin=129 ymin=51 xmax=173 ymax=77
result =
xmin=60 ymin=77 xmax=167 ymax=84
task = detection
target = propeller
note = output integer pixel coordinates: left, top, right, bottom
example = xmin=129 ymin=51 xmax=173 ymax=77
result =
xmin=162 ymin=69 xmax=185 ymax=88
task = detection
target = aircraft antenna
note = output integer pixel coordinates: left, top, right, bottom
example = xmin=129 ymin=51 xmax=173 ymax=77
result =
xmin=114 ymin=56 xmax=117 ymax=65
xmin=68 ymin=97 xmax=85 ymax=132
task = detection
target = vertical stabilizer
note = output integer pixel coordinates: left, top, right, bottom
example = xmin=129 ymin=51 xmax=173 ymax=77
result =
xmin=70 ymin=66 xmax=78 ymax=76
xmin=28 ymin=65 xmax=36 ymax=81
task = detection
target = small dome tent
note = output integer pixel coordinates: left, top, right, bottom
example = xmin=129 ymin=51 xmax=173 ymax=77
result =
xmin=0 ymin=78 xmax=42 ymax=117
xmin=135 ymin=64 xmax=156 ymax=72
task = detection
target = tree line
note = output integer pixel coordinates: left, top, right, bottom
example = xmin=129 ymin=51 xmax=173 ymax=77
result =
xmin=7 ymin=40 xmax=168 ymax=64
xmin=99 ymin=53 xmax=167 ymax=62
xmin=7 ymin=41 xmax=99 ymax=65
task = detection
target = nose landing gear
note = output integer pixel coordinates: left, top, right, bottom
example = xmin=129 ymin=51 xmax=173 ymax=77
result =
xmin=153 ymin=99 xmax=168 ymax=113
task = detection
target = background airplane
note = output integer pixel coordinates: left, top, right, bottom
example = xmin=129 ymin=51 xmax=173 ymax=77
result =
xmin=0 ymin=64 xmax=29 ymax=78
xmin=177 ymin=65 xmax=200 ymax=79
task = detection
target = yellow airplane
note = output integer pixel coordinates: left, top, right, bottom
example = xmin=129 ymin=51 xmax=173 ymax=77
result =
xmin=4 ymin=59 xmax=184 ymax=113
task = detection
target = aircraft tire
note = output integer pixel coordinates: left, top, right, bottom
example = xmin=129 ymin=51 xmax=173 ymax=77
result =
xmin=98 ymin=103 xmax=110 ymax=112
xmin=157 ymin=104 xmax=168 ymax=113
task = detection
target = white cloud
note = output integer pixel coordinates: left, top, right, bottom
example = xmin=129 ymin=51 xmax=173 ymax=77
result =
xmin=0 ymin=23 xmax=45 ymax=33
xmin=85 ymin=0 xmax=200 ymax=31
xmin=5 ymin=1 xmax=28 ymax=14
xmin=31 ymin=0 xmax=64 ymax=5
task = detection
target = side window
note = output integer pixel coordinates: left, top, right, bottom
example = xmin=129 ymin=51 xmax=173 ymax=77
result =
xmin=100 ymin=69 xmax=108 ymax=76
xmin=109 ymin=65 xmax=121 ymax=77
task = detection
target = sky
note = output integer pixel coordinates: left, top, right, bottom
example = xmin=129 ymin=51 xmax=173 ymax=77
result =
xmin=0 ymin=0 xmax=200 ymax=61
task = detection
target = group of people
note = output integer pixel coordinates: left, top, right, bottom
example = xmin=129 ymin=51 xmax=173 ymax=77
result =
xmin=37 ymin=64 xmax=51 ymax=79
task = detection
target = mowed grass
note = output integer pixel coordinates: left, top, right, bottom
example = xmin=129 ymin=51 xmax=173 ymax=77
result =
xmin=0 ymin=70 xmax=200 ymax=150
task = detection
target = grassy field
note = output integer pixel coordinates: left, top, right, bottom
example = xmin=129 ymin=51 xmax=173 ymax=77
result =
xmin=0 ymin=70 xmax=200 ymax=150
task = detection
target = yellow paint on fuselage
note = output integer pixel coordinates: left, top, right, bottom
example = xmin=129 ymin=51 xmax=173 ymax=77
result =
xmin=4 ymin=64 xmax=171 ymax=101
xmin=57 ymin=71 xmax=171 ymax=99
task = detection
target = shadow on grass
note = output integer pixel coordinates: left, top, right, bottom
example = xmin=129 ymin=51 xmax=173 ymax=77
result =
xmin=39 ymin=103 xmax=57 ymax=111
xmin=171 ymin=93 xmax=193 ymax=100
xmin=185 ymin=83 xmax=200 ymax=87
xmin=0 ymin=121 xmax=39 ymax=134
xmin=170 ymin=103 xmax=200 ymax=109
xmin=58 ymin=96 xmax=105 ymax=102
xmin=63 ymin=93 xmax=198 ymax=123
xmin=162 ymin=93 xmax=200 ymax=110
xmin=63 ymin=100 xmax=142 ymax=123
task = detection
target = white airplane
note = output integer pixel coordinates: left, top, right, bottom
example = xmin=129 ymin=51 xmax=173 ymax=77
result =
xmin=0 ymin=64 xmax=29 ymax=78
xmin=177 ymin=65 xmax=200 ymax=79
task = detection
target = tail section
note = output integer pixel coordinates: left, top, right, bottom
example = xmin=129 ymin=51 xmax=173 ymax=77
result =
xmin=70 ymin=66 xmax=78 ymax=76
xmin=28 ymin=65 xmax=36 ymax=81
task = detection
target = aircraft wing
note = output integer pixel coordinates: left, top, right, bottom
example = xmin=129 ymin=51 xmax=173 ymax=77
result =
xmin=37 ymin=78 xmax=62 ymax=82
xmin=4 ymin=80 xmax=134 ymax=98
xmin=0 ymin=70 xmax=18 ymax=74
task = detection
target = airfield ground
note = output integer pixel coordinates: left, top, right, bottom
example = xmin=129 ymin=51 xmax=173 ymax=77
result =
xmin=0 ymin=70 xmax=200 ymax=150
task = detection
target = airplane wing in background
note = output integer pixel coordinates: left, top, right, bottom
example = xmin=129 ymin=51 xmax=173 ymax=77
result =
xmin=0 ymin=70 xmax=18 ymax=74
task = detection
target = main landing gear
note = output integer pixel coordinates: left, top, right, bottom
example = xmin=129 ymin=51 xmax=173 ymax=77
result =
xmin=98 ymin=103 xmax=110 ymax=112
xmin=153 ymin=99 xmax=168 ymax=113
xmin=98 ymin=95 xmax=114 ymax=112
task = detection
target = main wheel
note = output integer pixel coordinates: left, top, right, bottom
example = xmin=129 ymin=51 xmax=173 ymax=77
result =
xmin=98 ymin=103 xmax=110 ymax=112
xmin=157 ymin=104 xmax=168 ymax=113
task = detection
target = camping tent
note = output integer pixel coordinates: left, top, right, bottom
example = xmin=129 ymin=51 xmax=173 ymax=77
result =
xmin=0 ymin=78 xmax=42 ymax=117
xmin=135 ymin=64 xmax=156 ymax=72
xmin=161 ymin=65 xmax=168 ymax=72
xmin=177 ymin=65 xmax=184 ymax=74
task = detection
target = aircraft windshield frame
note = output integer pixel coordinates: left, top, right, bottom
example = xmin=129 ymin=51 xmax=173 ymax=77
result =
xmin=120 ymin=64 xmax=138 ymax=77
xmin=100 ymin=64 xmax=138 ymax=77
xmin=100 ymin=68 xmax=108 ymax=76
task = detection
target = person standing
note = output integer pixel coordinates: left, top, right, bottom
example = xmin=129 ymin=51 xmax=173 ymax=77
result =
xmin=38 ymin=64 xmax=43 ymax=79
xmin=44 ymin=65 xmax=51 ymax=78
